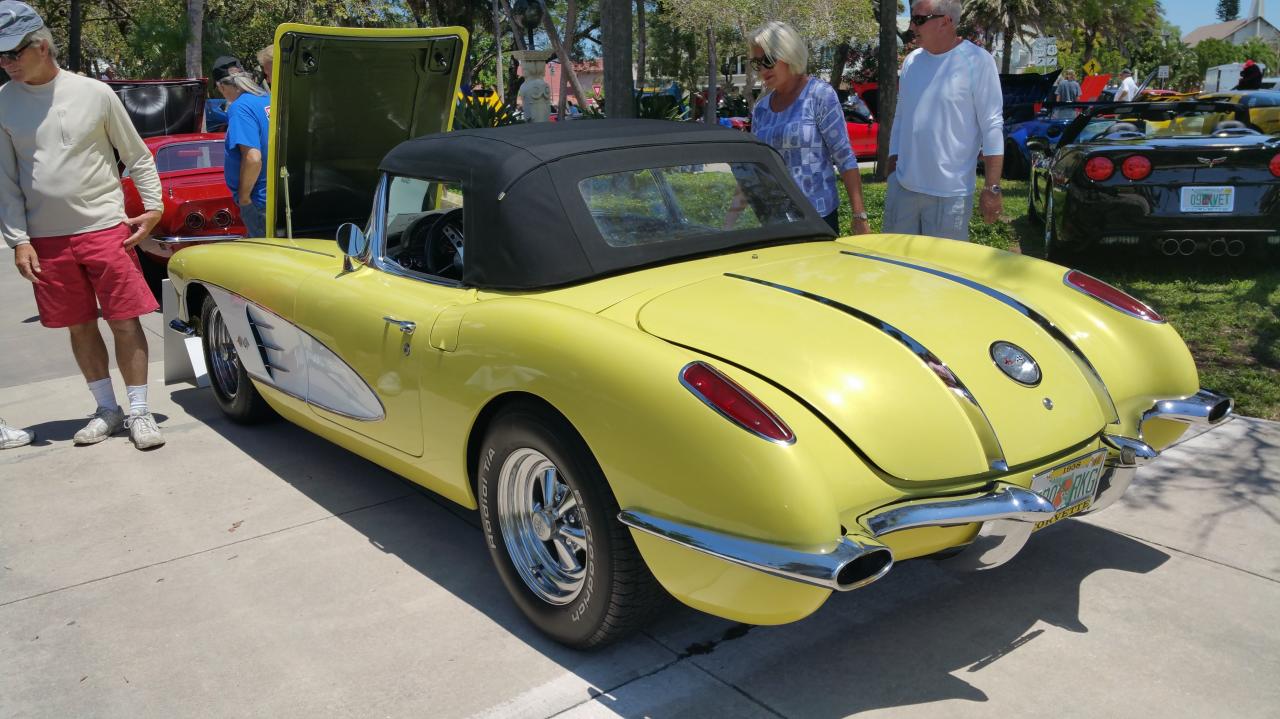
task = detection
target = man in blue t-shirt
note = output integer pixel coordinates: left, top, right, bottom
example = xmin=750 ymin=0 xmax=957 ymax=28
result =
xmin=214 ymin=63 xmax=271 ymax=237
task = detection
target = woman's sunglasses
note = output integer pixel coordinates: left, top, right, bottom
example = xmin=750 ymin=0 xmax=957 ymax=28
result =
xmin=749 ymin=54 xmax=777 ymax=71
xmin=0 ymin=41 xmax=32 ymax=62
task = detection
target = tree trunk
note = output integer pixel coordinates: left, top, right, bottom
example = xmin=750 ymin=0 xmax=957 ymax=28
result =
xmin=493 ymin=0 xmax=505 ymax=99
xmin=602 ymin=0 xmax=635 ymax=117
xmin=830 ymin=42 xmax=851 ymax=93
xmin=541 ymin=9 xmax=590 ymax=110
xmin=704 ymin=25 xmax=717 ymax=124
xmin=635 ymin=0 xmax=647 ymax=90
xmin=1001 ymin=28 xmax=1013 ymax=73
xmin=68 ymin=0 xmax=82 ymax=72
xmin=184 ymin=0 xmax=203 ymax=78
xmin=874 ymin=0 xmax=898 ymax=179
xmin=558 ymin=0 xmax=577 ymax=117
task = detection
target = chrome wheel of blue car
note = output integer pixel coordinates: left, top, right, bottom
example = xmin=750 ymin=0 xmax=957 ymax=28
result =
xmin=496 ymin=448 xmax=588 ymax=605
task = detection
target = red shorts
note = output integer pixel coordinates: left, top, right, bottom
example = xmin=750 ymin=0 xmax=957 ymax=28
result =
xmin=30 ymin=223 xmax=159 ymax=328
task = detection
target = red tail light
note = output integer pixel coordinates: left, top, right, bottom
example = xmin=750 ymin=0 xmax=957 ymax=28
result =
xmin=1084 ymin=156 xmax=1114 ymax=181
xmin=680 ymin=362 xmax=794 ymax=443
xmin=1270 ymin=153 xmax=1280 ymax=177
xmin=1064 ymin=270 xmax=1163 ymax=323
xmin=1121 ymin=155 xmax=1152 ymax=180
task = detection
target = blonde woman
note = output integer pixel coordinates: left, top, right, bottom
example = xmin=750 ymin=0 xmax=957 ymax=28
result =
xmin=748 ymin=21 xmax=869 ymax=235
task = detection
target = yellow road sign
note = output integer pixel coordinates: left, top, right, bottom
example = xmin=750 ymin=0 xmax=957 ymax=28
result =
xmin=1084 ymin=58 xmax=1102 ymax=76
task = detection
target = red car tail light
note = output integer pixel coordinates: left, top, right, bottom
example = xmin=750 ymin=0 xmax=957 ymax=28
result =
xmin=1084 ymin=156 xmax=1114 ymax=181
xmin=680 ymin=362 xmax=794 ymax=443
xmin=1064 ymin=270 xmax=1163 ymax=323
xmin=212 ymin=209 xmax=233 ymax=228
xmin=1121 ymin=155 xmax=1152 ymax=180
xmin=1270 ymin=153 xmax=1280 ymax=177
xmin=184 ymin=212 xmax=206 ymax=231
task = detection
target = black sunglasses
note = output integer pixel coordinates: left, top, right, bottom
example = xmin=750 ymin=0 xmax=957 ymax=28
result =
xmin=749 ymin=54 xmax=777 ymax=71
xmin=0 ymin=41 xmax=32 ymax=62
xmin=910 ymin=13 xmax=946 ymax=25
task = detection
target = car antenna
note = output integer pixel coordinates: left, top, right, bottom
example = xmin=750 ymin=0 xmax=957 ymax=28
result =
xmin=278 ymin=166 xmax=294 ymax=240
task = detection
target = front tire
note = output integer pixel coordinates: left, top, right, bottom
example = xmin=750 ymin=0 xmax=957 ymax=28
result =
xmin=199 ymin=295 xmax=275 ymax=424
xmin=477 ymin=402 xmax=663 ymax=648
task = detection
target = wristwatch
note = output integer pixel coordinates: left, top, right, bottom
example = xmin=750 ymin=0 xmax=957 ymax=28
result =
xmin=984 ymin=184 xmax=1002 ymax=195
xmin=852 ymin=211 xmax=869 ymax=220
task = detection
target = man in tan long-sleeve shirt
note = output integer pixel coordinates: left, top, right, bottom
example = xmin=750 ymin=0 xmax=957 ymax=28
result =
xmin=0 ymin=2 xmax=167 ymax=449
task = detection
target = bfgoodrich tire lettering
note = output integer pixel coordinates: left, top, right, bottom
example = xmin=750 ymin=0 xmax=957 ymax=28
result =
xmin=199 ymin=295 xmax=275 ymax=424
xmin=478 ymin=401 xmax=663 ymax=648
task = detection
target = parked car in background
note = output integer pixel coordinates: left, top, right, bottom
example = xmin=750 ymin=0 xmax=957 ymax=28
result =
xmin=1197 ymin=90 xmax=1280 ymax=134
xmin=107 ymin=79 xmax=245 ymax=296
xmin=1028 ymin=101 xmax=1280 ymax=260
xmin=167 ymin=24 xmax=1234 ymax=650
xmin=1003 ymin=103 xmax=1088 ymax=180
xmin=843 ymin=90 xmax=877 ymax=159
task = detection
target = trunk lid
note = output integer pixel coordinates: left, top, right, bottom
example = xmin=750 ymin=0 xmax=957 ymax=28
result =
xmin=636 ymin=250 xmax=1110 ymax=482
xmin=106 ymin=79 xmax=207 ymax=138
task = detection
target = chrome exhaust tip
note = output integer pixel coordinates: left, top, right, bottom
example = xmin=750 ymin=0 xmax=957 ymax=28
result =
xmin=1178 ymin=238 xmax=1197 ymax=256
xmin=1209 ymin=239 xmax=1228 ymax=257
xmin=1226 ymin=239 xmax=1245 ymax=257
xmin=1160 ymin=238 xmax=1180 ymax=256
xmin=832 ymin=535 xmax=895 ymax=591
xmin=1143 ymin=389 xmax=1234 ymax=428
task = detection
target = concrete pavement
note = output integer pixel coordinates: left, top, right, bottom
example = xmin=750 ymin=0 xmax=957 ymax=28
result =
xmin=2 ymin=249 xmax=1278 ymax=718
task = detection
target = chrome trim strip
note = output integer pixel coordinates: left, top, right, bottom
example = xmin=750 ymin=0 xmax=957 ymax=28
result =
xmin=618 ymin=510 xmax=893 ymax=591
xmin=154 ymin=234 xmax=242 ymax=244
xmin=236 ymin=240 xmax=334 ymax=257
xmin=1100 ymin=434 xmax=1159 ymax=466
xmin=678 ymin=361 xmax=796 ymax=445
xmin=863 ymin=483 xmax=1057 ymax=537
xmin=1141 ymin=389 xmax=1234 ymax=429
xmin=257 ymin=339 xmax=285 ymax=352
xmin=841 ymin=250 xmax=1120 ymax=423
xmin=726 ymin=272 xmax=1008 ymax=472
xmin=264 ymin=361 xmax=290 ymax=373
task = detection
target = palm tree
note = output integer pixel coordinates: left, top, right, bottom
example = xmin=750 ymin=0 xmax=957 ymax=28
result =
xmin=185 ymin=0 xmax=203 ymax=77
xmin=962 ymin=0 xmax=1057 ymax=73
xmin=602 ymin=0 xmax=636 ymax=117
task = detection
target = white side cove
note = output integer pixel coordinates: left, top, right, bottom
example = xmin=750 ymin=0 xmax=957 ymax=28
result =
xmin=204 ymin=285 xmax=385 ymax=421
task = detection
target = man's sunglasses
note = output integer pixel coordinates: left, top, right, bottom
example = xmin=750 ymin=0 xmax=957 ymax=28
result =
xmin=910 ymin=13 xmax=946 ymax=25
xmin=0 ymin=41 xmax=32 ymax=62
xmin=749 ymin=54 xmax=777 ymax=71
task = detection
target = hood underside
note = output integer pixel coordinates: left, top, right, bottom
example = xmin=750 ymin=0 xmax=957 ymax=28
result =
xmin=106 ymin=79 xmax=207 ymax=138
xmin=637 ymin=249 xmax=1110 ymax=482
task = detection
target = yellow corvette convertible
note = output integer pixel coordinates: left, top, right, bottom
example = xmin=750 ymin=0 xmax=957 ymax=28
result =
xmin=166 ymin=24 xmax=1233 ymax=648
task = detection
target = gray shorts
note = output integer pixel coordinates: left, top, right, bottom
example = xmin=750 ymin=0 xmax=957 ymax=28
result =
xmin=882 ymin=173 xmax=974 ymax=241
xmin=239 ymin=201 xmax=266 ymax=238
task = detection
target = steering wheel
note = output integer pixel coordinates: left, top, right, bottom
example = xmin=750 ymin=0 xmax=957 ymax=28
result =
xmin=424 ymin=208 xmax=465 ymax=279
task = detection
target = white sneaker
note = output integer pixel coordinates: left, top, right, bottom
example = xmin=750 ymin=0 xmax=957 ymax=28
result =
xmin=125 ymin=410 xmax=165 ymax=450
xmin=74 ymin=406 xmax=125 ymax=445
xmin=0 ymin=419 xmax=34 ymax=449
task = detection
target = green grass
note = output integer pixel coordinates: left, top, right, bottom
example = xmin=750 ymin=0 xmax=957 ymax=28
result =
xmin=837 ymin=173 xmax=1280 ymax=420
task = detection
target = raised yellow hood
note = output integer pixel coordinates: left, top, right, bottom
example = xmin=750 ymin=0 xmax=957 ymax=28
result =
xmin=636 ymin=250 xmax=1109 ymax=482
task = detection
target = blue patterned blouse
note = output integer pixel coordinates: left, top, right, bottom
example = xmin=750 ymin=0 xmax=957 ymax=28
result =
xmin=751 ymin=78 xmax=858 ymax=216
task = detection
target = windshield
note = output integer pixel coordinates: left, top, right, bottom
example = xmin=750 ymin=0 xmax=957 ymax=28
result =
xmin=1078 ymin=107 xmax=1244 ymax=142
xmin=577 ymin=162 xmax=807 ymax=248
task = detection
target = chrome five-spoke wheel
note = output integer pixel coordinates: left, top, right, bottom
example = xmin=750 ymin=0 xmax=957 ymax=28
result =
xmin=207 ymin=304 xmax=241 ymax=399
xmin=497 ymin=448 xmax=587 ymax=605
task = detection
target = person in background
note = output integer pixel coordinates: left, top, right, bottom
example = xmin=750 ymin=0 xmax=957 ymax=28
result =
xmin=211 ymin=55 xmax=243 ymax=82
xmin=0 ymin=1 xmax=166 ymax=449
xmin=1056 ymin=68 xmax=1081 ymax=103
xmin=213 ymin=67 xmax=270 ymax=238
xmin=744 ymin=21 xmax=869 ymax=235
xmin=1238 ymin=60 xmax=1264 ymax=90
xmin=884 ymin=0 xmax=1003 ymax=241
xmin=256 ymin=45 xmax=274 ymax=90
xmin=1115 ymin=69 xmax=1139 ymax=101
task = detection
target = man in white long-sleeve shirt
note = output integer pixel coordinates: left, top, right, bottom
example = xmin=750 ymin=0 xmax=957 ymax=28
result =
xmin=0 ymin=2 xmax=166 ymax=449
xmin=885 ymin=0 xmax=1004 ymax=241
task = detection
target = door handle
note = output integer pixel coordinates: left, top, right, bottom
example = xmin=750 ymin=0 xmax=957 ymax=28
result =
xmin=383 ymin=316 xmax=417 ymax=334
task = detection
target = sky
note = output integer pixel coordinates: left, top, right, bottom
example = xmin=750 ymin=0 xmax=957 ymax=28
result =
xmin=1162 ymin=0 xmax=1279 ymax=37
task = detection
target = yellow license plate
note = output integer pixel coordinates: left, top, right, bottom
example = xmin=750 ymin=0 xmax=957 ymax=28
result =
xmin=1030 ymin=450 xmax=1107 ymax=531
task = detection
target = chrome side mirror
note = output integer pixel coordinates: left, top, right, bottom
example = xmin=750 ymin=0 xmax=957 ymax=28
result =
xmin=336 ymin=223 xmax=368 ymax=272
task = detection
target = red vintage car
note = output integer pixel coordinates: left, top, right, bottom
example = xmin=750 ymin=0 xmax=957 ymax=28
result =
xmin=844 ymin=82 xmax=879 ymax=160
xmin=108 ymin=80 xmax=244 ymax=293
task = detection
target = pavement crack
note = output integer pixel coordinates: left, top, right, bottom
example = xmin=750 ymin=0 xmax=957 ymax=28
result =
xmin=0 ymin=493 xmax=416 ymax=609
xmin=1113 ymin=528 xmax=1280 ymax=584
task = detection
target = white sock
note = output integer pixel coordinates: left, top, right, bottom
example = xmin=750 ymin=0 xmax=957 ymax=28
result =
xmin=126 ymin=385 xmax=148 ymax=415
xmin=88 ymin=378 xmax=116 ymax=411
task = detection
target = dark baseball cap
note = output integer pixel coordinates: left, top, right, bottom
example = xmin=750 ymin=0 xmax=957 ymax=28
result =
xmin=0 ymin=1 xmax=44 ymax=53
xmin=211 ymin=55 xmax=242 ymax=83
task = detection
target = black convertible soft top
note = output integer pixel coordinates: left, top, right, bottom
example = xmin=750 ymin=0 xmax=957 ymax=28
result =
xmin=379 ymin=120 xmax=834 ymax=290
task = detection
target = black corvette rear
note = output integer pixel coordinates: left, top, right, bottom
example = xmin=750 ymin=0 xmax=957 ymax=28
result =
xmin=1034 ymin=102 xmax=1280 ymax=259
